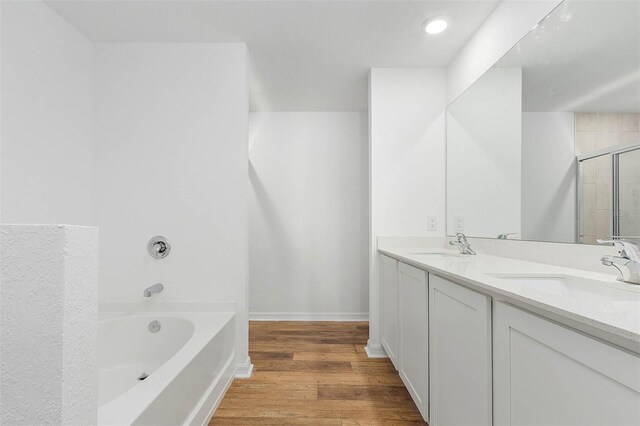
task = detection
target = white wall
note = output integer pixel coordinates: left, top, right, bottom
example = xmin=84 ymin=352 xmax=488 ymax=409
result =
xmin=368 ymin=68 xmax=446 ymax=355
xmin=248 ymin=112 xmax=368 ymax=319
xmin=446 ymin=0 xmax=561 ymax=104
xmin=0 ymin=0 xmax=93 ymax=225
xmin=0 ymin=225 xmax=98 ymax=425
xmin=447 ymin=68 xmax=522 ymax=239
xmin=0 ymin=4 xmax=98 ymax=421
xmin=93 ymin=43 xmax=250 ymax=367
xmin=522 ymin=112 xmax=576 ymax=243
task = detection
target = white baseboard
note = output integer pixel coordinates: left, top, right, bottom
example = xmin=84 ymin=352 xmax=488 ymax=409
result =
xmin=234 ymin=356 xmax=254 ymax=378
xmin=364 ymin=340 xmax=388 ymax=358
xmin=249 ymin=312 xmax=369 ymax=321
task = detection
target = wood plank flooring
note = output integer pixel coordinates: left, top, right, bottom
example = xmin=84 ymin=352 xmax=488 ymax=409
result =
xmin=210 ymin=321 xmax=428 ymax=425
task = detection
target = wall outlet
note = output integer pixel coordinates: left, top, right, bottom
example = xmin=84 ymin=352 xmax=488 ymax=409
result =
xmin=454 ymin=216 xmax=464 ymax=233
xmin=427 ymin=216 xmax=438 ymax=232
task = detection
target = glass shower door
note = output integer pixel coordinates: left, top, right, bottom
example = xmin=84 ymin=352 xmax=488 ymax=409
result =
xmin=577 ymin=155 xmax=612 ymax=244
xmin=615 ymin=148 xmax=640 ymax=241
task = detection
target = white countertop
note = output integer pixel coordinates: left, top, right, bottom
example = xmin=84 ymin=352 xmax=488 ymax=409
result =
xmin=379 ymin=247 xmax=640 ymax=348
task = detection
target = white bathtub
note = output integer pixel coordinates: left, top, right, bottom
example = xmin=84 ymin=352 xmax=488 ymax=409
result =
xmin=98 ymin=310 xmax=235 ymax=425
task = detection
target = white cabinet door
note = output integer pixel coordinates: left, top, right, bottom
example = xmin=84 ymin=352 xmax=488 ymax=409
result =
xmin=494 ymin=302 xmax=640 ymax=426
xmin=380 ymin=254 xmax=399 ymax=368
xmin=429 ymin=274 xmax=492 ymax=426
xmin=399 ymin=262 xmax=428 ymax=421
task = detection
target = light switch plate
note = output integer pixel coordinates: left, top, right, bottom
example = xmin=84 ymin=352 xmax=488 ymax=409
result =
xmin=454 ymin=216 xmax=464 ymax=233
xmin=427 ymin=216 xmax=437 ymax=232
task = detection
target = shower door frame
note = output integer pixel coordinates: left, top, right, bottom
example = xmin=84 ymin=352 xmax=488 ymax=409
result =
xmin=576 ymin=142 xmax=640 ymax=243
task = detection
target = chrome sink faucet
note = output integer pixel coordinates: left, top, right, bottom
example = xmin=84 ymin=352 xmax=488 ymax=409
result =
xmin=450 ymin=232 xmax=476 ymax=255
xmin=598 ymin=240 xmax=640 ymax=285
xmin=143 ymin=283 xmax=164 ymax=297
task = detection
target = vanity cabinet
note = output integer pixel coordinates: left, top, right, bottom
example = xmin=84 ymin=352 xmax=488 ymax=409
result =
xmin=398 ymin=262 xmax=429 ymax=420
xmin=494 ymin=302 xmax=640 ymax=426
xmin=382 ymin=256 xmax=639 ymax=426
xmin=380 ymin=254 xmax=399 ymax=368
xmin=428 ymin=275 xmax=492 ymax=426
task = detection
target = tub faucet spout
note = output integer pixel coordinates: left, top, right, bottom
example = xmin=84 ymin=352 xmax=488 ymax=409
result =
xmin=144 ymin=283 xmax=164 ymax=297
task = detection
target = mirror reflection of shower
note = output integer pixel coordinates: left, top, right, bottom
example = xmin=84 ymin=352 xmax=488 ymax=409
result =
xmin=577 ymin=131 xmax=640 ymax=245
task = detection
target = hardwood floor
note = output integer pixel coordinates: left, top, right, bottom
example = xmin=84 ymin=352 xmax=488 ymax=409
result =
xmin=210 ymin=321 xmax=428 ymax=425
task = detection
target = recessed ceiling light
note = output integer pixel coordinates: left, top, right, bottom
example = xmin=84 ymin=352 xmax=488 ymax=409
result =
xmin=424 ymin=18 xmax=448 ymax=35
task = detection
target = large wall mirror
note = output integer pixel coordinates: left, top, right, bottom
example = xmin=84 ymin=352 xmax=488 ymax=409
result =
xmin=447 ymin=0 xmax=640 ymax=244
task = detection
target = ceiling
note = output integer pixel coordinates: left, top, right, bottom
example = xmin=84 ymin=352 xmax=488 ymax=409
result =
xmin=46 ymin=0 xmax=500 ymax=111
xmin=495 ymin=0 xmax=640 ymax=113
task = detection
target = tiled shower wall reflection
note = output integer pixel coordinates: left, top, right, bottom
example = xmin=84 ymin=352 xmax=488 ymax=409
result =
xmin=576 ymin=113 xmax=640 ymax=244
xmin=619 ymin=149 xmax=640 ymax=239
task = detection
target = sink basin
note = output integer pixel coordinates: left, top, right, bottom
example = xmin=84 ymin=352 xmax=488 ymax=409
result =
xmin=409 ymin=252 xmax=463 ymax=258
xmin=488 ymin=273 xmax=568 ymax=286
xmin=485 ymin=273 xmax=640 ymax=299
xmin=487 ymin=274 xmax=576 ymax=293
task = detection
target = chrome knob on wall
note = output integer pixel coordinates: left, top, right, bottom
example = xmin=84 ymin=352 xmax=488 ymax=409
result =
xmin=148 ymin=236 xmax=171 ymax=259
